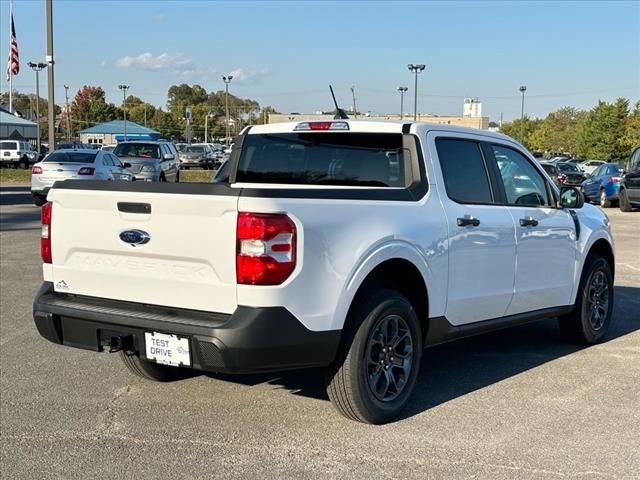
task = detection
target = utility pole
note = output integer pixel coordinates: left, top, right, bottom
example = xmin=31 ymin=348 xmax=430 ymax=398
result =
xmin=28 ymin=62 xmax=46 ymax=153
xmin=118 ymin=84 xmax=129 ymax=141
xmin=397 ymin=86 xmax=408 ymax=120
xmin=205 ymin=111 xmax=211 ymax=143
xmin=144 ymin=105 xmax=147 ymax=127
xmin=46 ymin=0 xmax=55 ymax=151
xmin=222 ymin=75 xmax=233 ymax=148
xmin=63 ymin=84 xmax=71 ymax=141
xmin=407 ymin=64 xmax=426 ymax=121
xmin=519 ymin=85 xmax=527 ymax=143
xmin=350 ymin=86 xmax=357 ymax=119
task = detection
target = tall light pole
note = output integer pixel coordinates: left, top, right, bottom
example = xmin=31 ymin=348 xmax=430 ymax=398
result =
xmin=350 ymin=86 xmax=357 ymax=119
xmin=28 ymin=62 xmax=46 ymax=153
xmin=519 ymin=85 xmax=527 ymax=143
xmin=118 ymin=84 xmax=129 ymax=141
xmin=45 ymin=0 xmax=55 ymax=151
xmin=222 ymin=75 xmax=233 ymax=148
xmin=63 ymin=84 xmax=71 ymax=141
xmin=407 ymin=64 xmax=426 ymax=121
xmin=397 ymin=86 xmax=408 ymax=120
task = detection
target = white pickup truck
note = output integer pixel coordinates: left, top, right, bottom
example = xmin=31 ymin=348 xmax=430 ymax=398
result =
xmin=33 ymin=120 xmax=615 ymax=424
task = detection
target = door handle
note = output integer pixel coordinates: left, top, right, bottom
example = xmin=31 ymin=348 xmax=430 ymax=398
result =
xmin=457 ymin=216 xmax=480 ymax=227
xmin=519 ymin=217 xmax=539 ymax=227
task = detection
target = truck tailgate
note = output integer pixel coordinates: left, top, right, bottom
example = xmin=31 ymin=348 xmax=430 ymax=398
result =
xmin=47 ymin=185 xmax=238 ymax=314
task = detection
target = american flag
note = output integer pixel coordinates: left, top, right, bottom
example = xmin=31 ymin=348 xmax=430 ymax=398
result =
xmin=6 ymin=14 xmax=19 ymax=81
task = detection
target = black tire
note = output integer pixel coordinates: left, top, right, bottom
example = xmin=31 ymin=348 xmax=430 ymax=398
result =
xmin=619 ymin=188 xmax=633 ymax=212
xmin=599 ymin=189 xmax=611 ymax=208
xmin=558 ymin=254 xmax=614 ymax=344
xmin=159 ymin=174 xmax=167 ymax=182
xmin=32 ymin=194 xmax=46 ymax=207
xmin=325 ymin=288 xmax=422 ymax=424
xmin=22 ymin=157 xmax=30 ymax=169
xmin=119 ymin=352 xmax=192 ymax=382
xmin=175 ymin=172 xmax=180 ymax=183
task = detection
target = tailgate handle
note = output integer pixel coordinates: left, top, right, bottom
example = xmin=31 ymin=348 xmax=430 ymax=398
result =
xmin=117 ymin=202 xmax=151 ymax=214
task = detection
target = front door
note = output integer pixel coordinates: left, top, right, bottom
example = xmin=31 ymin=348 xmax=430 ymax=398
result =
xmin=431 ymin=135 xmax=516 ymax=326
xmin=488 ymin=143 xmax=577 ymax=314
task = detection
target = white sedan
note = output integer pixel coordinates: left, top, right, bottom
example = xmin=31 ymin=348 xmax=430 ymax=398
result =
xmin=578 ymin=160 xmax=606 ymax=176
xmin=31 ymin=149 xmax=134 ymax=206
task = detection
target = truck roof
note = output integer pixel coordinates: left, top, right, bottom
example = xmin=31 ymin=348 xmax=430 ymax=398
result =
xmin=247 ymin=119 xmax=516 ymax=143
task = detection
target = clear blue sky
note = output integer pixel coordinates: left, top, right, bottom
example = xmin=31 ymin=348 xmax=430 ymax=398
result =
xmin=1 ymin=0 xmax=638 ymax=121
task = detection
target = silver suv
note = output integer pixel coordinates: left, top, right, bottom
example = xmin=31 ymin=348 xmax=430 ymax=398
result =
xmin=112 ymin=141 xmax=181 ymax=182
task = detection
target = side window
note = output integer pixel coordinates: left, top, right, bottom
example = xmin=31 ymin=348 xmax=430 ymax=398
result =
xmin=592 ymin=165 xmax=604 ymax=177
xmin=435 ymin=138 xmax=493 ymax=204
xmin=492 ymin=145 xmax=551 ymax=207
xmin=109 ymin=154 xmax=122 ymax=167
xmin=631 ymin=148 xmax=640 ymax=172
xmin=102 ymin=154 xmax=114 ymax=166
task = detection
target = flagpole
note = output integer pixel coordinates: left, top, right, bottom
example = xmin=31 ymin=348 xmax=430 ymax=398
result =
xmin=8 ymin=0 xmax=12 ymax=113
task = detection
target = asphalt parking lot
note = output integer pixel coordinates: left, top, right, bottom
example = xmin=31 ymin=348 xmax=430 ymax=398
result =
xmin=1 ymin=185 xmax=638 ymax=479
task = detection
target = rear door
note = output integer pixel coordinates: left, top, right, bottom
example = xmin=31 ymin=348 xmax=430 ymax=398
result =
xmin=487 ymin=143 xmax=577 ymax=314
xmin=431 ymin=134 xmax=516 ymax=325
xmin=624 ymin=147 xmax=640 ymax=202
xmin=47 ymin=185 xmax=239 ymax=314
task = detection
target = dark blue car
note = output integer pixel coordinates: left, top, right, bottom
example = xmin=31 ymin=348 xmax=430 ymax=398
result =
xmin=581 ymin=163 xmax=621 ymax=208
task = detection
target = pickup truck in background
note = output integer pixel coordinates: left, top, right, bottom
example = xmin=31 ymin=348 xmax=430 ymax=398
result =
xmin=33 ymin=120 xmax=615 ymax=424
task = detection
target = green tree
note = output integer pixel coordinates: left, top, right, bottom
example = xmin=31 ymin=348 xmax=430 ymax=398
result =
xmin=620 ymin=100 xmax=640 ymax=154
xmin=70 ymin=85 xmax=120 ymax=135
xmin=576 ymin=98 xmax=629 ymax=161
xmin=528 ymin=107 xmax=586 ymax=156
xmin=499 ymin=116 xmax=542 ymax=149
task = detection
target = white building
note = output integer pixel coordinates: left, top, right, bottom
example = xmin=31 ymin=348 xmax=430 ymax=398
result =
xmin=463 ymin=98 xmax=482 ymax=118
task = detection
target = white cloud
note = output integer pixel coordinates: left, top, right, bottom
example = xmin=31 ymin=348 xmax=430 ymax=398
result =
xmin=227 ymin=67 xmax=270 ymax=83
xmin=115 ymin=52 xmax=193 ymax=71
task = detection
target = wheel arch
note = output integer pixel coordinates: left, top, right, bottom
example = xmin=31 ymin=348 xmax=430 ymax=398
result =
xmin=586 ymin=238 xmax=615 ymax=281
xmin=336 ymin=254 xmax=431 ymax=344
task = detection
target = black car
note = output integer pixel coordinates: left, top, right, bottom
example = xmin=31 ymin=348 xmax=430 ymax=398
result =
xmin=618 ymin=145 xmax=640 ymax=211
xmin=540 ymin=162 xmax=586 ymax=187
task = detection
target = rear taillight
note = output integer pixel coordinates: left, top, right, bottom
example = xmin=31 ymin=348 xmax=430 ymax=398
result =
xmin=610 ymin=176 xmax=621 ymax=183
xmin=32 ymin=165 xmax=43 ymax=174
xmin=236 ymin=212 xmax=296 ymax=285
xmin=78 ymin=167 xmax=95 ymax=175
xmin=41 ymin=202 xmax=52 ymax=264
xmin=557 ymin=174 xmax=566 ymax=184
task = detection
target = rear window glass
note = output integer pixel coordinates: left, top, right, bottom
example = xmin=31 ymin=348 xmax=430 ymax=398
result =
xmin=113 ymin=143 xmax=161 ymax=159
xmin=557 ymin=163 xmax=579 ymax=172
xmin=44 ymin=152 xmax=97 ymax=163
xmin=541 ymin=164 xmax=555 ymax=175
xmin=236 ymin=133 xmax=405 ymax=187
xmin=0 ymin=142 xmax=18 ymax=150
xmin=185 ymin=145 xmax=205 ymax=153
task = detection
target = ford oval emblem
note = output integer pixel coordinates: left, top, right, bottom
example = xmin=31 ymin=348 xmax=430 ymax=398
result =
xmin=119 ymin=229 xmax=151 ymax=246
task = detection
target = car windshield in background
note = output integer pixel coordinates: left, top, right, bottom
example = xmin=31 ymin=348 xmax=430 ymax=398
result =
xmin=43 ymin=151 xmax=98 ymax=163
xmin=236 ymin=133 xmax=405 ymax=187
xmin=0 ymin=142 xmax=18 ymax=150
xmin=557 ymin=163 xmax=579 ymax=172
xmin=185 ymin=146 xmax=205 ymax=153
xmin=113 ymin=143 xmax=161 ymax=159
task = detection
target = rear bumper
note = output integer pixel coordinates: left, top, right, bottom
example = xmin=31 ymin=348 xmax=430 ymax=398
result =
xmin=33 ymin=282 xmax=340 ymax=374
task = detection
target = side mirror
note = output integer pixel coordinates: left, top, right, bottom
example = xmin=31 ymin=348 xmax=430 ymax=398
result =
xmin=559 ymin=186 xmax=584 ymax=209
xmin=163 ymin=153 xmax=175 ymax=161
xmin=123 ymin=162 xmax=131 ymax=168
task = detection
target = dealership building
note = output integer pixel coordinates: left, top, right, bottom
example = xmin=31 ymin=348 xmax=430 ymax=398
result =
xmin=0 ymin=107 xmax=38 ymax=142
xmin=79 ymin=120 xmax=160 ymax=145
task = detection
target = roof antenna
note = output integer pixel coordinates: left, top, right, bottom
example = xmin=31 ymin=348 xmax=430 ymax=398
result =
xmin=329 ymin=85 xmax=349 ymax=120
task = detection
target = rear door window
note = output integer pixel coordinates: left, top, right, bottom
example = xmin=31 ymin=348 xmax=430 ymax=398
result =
xmin=236 ymin=133 xmax=406 ymax=187
xmin=435 ymin=138 xmax=493 ymax=204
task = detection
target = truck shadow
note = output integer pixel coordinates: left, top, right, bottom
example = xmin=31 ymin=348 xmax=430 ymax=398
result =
xmin=203 ymin=285 xmax=640 ymax=420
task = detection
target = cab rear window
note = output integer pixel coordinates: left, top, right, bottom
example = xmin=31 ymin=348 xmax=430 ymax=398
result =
xmin=0 ymin=142 xmax=18 ymax=150
xmin=236 ymin=133 xmax=405 ymax=187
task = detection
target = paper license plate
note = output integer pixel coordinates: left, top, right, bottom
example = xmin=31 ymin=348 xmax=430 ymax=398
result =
xmin=144 ymin=332 xmax=191 ymax=367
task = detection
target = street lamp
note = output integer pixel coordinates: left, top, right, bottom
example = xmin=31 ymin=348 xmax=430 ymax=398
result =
xmin=63 ymin=84 xmax=71 ymax=141
xmin=397 ymin=86 xmax=408 ymax=120
xmin=222 ymin=75 xmax=233 ymax=148
xmin=519 ymin=85 xmax=527 ymax=143
xmin=407 ymin=64 xmax=426 ymax=121
xmin=28 ymin=62 xmax=47 ymax=153
xmin=118 ymin=84 xmax=130 ymax=141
